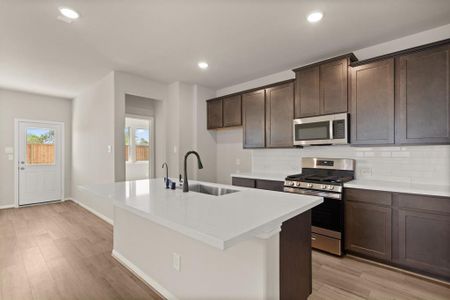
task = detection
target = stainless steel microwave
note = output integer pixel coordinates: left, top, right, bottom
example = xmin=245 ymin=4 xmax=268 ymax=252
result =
xmin=293 ymin=113 xmax=349 ymax=146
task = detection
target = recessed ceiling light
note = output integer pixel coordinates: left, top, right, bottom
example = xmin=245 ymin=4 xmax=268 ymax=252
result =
xmin=59 ymin=7 xmax=80 ymax=20
xmin=198 ymin=62 xmax=209 ymax=70
xmin=307 ymin=11 xmax=323 ymax=23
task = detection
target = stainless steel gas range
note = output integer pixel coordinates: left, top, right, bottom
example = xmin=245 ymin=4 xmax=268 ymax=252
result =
xmin=284 ymin=157 xmax=355 ymax=256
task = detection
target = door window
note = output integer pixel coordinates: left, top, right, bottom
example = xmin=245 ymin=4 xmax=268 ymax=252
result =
xmin=26 ymin=128 xmax=55 ymax=165
xmin=135 ymin=128 xmax=149 ymax=161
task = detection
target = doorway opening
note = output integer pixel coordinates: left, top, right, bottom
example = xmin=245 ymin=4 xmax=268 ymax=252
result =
xmin=15 ymin=120 xmax=64 ymax=206
xmin=125 ymin=116 xmax=154 ymax=180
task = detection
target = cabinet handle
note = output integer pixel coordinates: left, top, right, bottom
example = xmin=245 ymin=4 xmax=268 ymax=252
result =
xmin=311 ymin=237 xmax=316 ymax=241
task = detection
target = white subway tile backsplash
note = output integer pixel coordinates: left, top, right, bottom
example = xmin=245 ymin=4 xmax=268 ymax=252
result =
xmin=251 ymin=145 xmax=450 ymax=185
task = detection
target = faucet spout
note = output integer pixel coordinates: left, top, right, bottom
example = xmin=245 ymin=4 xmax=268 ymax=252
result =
xmin=162 ymin=162 xmax=169 ymax=183
xmin=183 ymin=151 xmax=203 ymax=192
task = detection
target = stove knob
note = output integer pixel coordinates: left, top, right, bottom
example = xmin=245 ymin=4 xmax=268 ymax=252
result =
xmin=295 ymin=182 xmax=301 ymax=187
xmin=307 ymin=183 xmax=313 ymax=188
xmin=328 ymin=185 xmax=334 ymax=190
xmin=321 ymin=185 xmax=327 ymax=189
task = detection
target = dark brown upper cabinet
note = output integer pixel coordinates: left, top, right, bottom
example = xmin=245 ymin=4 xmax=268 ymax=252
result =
xmin=294 ymin=66 xmax=320 ymax=118
xmin=242 ymin=89 xmax=266 ymax=148
xmin=350 ymin=58 xmax=395 ymax=145
xmin=223 ymin=95 xmax=242 ymax=127
xmin=294 ymin=54 xmax=355 ymax=118
xmin=395 ymin=43 xmax=450 ymax=145
xmin=207 ymin=98 xmax=223 ymax=129
xmin=320 ymin=58 xmax=349 ymax=114
xmin=265 ymin=81 xmax=294 ymax=148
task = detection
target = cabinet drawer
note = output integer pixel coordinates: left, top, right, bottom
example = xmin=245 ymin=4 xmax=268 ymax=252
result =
xmin=393 ymin=193 xmax=450 ymax=214
xmin=312 ymin=233 xmax=341 ymax=256
xmin=345 ymin=188 xmax=392 ymax=206
xmin=256 ymin=179 xmax=284 ymax=192
xmin=232 ymin=177 xmax=256 ymax=188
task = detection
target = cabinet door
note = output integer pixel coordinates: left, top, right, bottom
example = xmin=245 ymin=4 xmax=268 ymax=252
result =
xmin=320 ymin=58 xmax=348 ymax=114
xmin=232 ymin=177 xmax=256 ymax=188
xmin=393 ymin=193 xmax=450 ymax=279
xmin=242 ymin=89 xmax=266 ymax=148
xmin=255 ymin=179 xmax=284 ymax=192
xmin=207 ymin=99 xmax=223 ymax=129
xmin=345 ymin=200 xmax=392 ymax=261
xmin=223 ymin=95 xmax=242 ymax=127
xmin=294 ymin=66 xmax=320 ymax=118
xmin=396 ymin=43 xmax=450 ymax=144
xmin=350 ymin=59 xmax=395 ymax=145
xmin=266 ymin=82 xmax=294 ymax=148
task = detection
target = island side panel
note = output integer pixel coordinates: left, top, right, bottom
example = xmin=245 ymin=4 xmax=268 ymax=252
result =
xmin=280 ymin=210 xmax=312 ymax=300
xmin=113 ymin=206 xmax=280 ymax=299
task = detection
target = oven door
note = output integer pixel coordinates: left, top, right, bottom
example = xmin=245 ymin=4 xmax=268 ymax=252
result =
xmin=311 ymin=197 xmax=343 ymax=233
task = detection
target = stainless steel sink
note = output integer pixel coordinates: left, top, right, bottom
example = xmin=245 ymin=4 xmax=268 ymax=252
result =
xmin=188 ymin=184 xmax=239 ymax=196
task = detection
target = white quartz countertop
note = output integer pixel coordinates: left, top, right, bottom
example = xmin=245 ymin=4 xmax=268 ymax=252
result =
xmin=344 ymin=180 xmax=450 ymax=198
xmin=82 ymin=178 xmax=322 ymax=250
xmin=231 ymin=172 xmax=288 ymax=182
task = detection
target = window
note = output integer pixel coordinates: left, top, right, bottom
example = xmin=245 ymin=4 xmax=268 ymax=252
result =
xmin=135 ymin=128 xmax=149 ymax=161
xmin=26 ymin=128 xmax=55 ymax=165
xmin=124 ymin=127 xmax=130 ymax=162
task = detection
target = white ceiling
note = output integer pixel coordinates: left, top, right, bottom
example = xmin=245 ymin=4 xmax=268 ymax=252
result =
xmin=1 ymin=0 xmax=450 ymax=98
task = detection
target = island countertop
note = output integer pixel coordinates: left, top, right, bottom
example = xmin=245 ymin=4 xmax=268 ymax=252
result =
xmin=82 ymin=178 xmax=322 ymax=250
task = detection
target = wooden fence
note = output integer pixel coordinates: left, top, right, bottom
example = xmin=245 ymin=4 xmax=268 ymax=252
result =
xmin=125 ymin=145 xmax=150 ymax=161
xmin=27 ymin=144 xmax=55 ymax=164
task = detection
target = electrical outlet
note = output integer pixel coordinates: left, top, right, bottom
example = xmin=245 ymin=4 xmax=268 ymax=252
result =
xmin=172 ymin=253 xmax=181 ymax=272
xmin=360 ymin=167 xmax=372 ymax=176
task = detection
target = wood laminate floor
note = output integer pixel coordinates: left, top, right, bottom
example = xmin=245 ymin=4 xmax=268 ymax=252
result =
xmin=0 ymin=201 xmax=448 ymax=300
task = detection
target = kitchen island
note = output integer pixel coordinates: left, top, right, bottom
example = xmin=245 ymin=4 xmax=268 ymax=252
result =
xmin=83 ymin=178 xmax=322 ymax=300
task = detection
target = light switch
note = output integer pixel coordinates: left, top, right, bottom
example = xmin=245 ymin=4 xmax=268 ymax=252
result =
xmin=172 ymin=253 xmax=181 ymax=272
xmin=107 ymin=145 xmax=112 ymax=153
xmin=4 ymin=147 xmax=13 ymax=154
xmin=8 ymin=154 xmax=13 ymax=161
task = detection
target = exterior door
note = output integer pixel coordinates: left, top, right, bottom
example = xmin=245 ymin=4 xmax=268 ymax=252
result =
xmin=18 ymin=121 xmax=63 ymax=205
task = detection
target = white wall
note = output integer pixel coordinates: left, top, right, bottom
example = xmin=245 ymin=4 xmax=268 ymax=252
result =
xmin=0 ymin=88 xmax=72 ymax=208
xmin=72 ymin=72 xmax=115 ymax=219
xmin=193 ymin=85 xmax=217 ymax=183
xmin=114 ymin=71 xmax=168 ymax=181
xmin=165 ymin=82 xmax=218 ymax=182
xmin=214 ymin=24 xmax=450 ymax=185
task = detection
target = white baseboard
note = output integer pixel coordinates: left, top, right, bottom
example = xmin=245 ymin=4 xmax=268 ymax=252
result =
xmin=0 ymin=204 xmax=15 ymax=210
xmin=70 ymin=198 xmax=114 ymax=225
xmin=112 ymin=249 xmax=177 ymax=300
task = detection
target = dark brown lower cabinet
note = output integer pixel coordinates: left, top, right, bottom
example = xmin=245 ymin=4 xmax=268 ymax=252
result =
xmin=232 ymin=177 xmax=284 ymax=192
xmin=345 ymin=188 xmax=450 ymax=282
xmin=345 ymin=189 xmax=392 ymax=261
xmin=231 ymin=177 xmax=256 ymax=188
xmin=345 ymin=201 xmax=392 ymax=261
xmin=392 ymin=193 xmax=450 ymax=280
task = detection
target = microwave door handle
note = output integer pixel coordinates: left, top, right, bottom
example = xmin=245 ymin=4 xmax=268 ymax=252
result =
xmin=329 ymin=120 xmax=334 ymax=140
